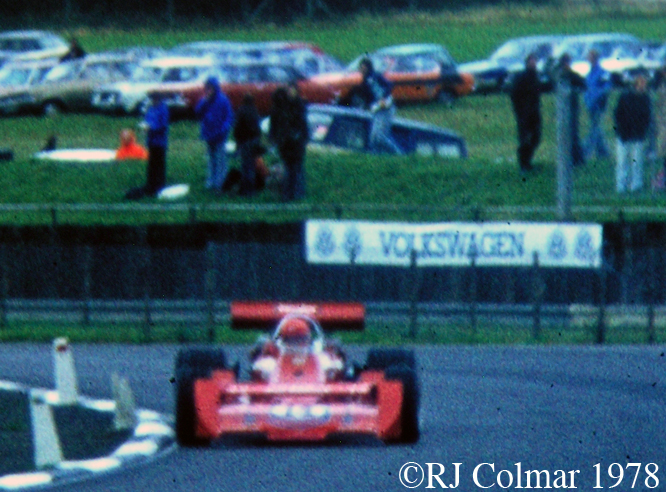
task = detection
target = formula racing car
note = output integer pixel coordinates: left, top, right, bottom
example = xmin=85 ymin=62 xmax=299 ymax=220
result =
xmin=174 ymin=301 xmax=419 ymax=445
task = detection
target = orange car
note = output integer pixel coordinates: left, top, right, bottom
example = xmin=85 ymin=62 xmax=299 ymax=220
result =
xmin=309 ymin=43 xmax=475 ymax=106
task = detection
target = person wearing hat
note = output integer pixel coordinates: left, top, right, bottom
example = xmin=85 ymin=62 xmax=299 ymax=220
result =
xmin=195 ymin=76 xmax=234 ymax=193
xmin=125 ymin=91 xmax=169 ymax=200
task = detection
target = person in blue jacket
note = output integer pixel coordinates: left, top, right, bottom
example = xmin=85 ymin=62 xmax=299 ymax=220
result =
xmin=125 ymin=91 xmax=169 ymax=200
xmin=357 ymin=58 xmax=402 ymax=155
xmin=584 ymin=49 xmax=612 ymax=160
xmin=196 ymin=76 xmax=234 ymax=193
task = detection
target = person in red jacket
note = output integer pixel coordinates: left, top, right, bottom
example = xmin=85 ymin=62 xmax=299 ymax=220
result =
xmin=115 ymin=129 xmax=148 ymax=161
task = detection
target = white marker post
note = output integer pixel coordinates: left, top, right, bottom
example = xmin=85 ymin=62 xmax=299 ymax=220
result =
xmin=53 ymin=337 xmax=78 ymax=405
xmin=29 ymin=393 xmax=64 ymax=468
xmin=111 ymin=372 xmax=137 ymax=431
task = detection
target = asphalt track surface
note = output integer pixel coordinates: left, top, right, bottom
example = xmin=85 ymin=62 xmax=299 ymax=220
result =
xmin=0 ymin=343 xmax=664 ymax=492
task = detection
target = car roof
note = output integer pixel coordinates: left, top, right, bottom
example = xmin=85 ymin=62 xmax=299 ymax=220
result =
xmin=140 ymin=56 xmax=215 ymax=68
xmin=374 ymin=43 xmax=447 ymax=56
xmin=0 ymin=30 xmax=62 ymax=39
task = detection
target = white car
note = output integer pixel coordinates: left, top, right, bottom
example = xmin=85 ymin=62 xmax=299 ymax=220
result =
xmin=460 ymin=35 xmax=565 ymax=93
xmin=91 ymin=56 xmax=217 ymax=115
xmin=554 ymin=33 xmax=643 ymax=81
xmin=0 ymin=30 xmax=69 ymax=66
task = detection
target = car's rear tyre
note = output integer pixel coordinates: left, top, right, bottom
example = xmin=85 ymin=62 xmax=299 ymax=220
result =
xmin=175 ymin=348 xmax=227 ymax=447
xmin=365 ymin=349 xmax=419 ymax=443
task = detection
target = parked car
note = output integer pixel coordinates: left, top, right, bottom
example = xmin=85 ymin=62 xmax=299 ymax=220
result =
xmin=304 ymin=103 xmax=467 ymax=158
xmin=0 ymin=59 xmax=58 ymax=115
xmin=104 ymin=60 xmax=337 ymax=118
xmin=553 ymin=32 xmax=643 ymax=82
xmin=310 ymin=44 xmax=475 ymax=106
xmin=170 ymin=40 xmax=345 ymax=77
xmin=91 ymin=56 xmax=217 ymax=115
xmin=27 ymin=53 xmax=138 ymax=115
xmin=459 ymin=35 xmax=564 ymax=93
xmin=214 ymin=61 xmax=338 ymax=115
xmin=0 ymin=30 xmax=69 ymax=67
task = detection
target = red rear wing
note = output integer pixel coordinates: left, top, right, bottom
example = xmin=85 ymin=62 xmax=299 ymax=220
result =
xmin=230 ymin=301 xmax=365 ymax=330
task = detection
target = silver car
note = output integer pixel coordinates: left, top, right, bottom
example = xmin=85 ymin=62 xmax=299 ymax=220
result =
xmin=0 ymin=59 xmax=58 ymax=114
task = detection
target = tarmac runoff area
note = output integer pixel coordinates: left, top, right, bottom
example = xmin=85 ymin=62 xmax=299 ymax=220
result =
xmin=0 ymin=339 xmax=174 ymax=490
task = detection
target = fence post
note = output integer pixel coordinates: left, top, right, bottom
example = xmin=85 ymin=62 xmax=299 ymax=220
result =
xmin=205 ymin=242 xmax=216 ymax=342
xmin=555 ymin=71 xmax=573 ymax=221
xmin=469 ymin=251 xmax=478 ymax=337
xmin=82 ymin=245 xmax=92 ymax=326
xmin=347 ymin=247 xmax=357 ymax=300
xmin=532 ymin=251 xmax=542 ymax=341
xmin=0 ymin=243 xmax=7 ymax=327
xmin=140 ymin=228 xmax=152 ymax=341
xmin=409 ymin=248 xmax=419 ymax=340
xmin=647 ymin=247 xmax=656 ymax=344
xmin=596 ymin=264 xmax=607 ymax=344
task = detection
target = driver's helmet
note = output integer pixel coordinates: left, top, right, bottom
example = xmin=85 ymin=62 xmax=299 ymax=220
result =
xmin=278 ymin=317 xmax=312 ymax=346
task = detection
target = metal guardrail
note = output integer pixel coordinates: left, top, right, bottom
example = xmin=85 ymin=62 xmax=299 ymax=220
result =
xmin=1 ymin=203 xmax=666 ymax=226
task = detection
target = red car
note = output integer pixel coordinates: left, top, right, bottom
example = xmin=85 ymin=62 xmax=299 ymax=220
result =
xmin=175 ymin=301 xmax=419 ymax=445
xmin=175 ymin=61 xmax=337 ymax=117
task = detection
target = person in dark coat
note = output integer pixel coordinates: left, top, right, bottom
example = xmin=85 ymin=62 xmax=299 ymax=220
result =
xmin=613 ymin=73 xmax=652 ymax=193
xmin=233 ymin=93 xmax=262 ymax=196
xmin=125 ymin=92 xmax=169 ymax=200
xmin=269 ymin=83 xmax=309 ymax=201
xmin=195 ymin=76 xmax=234 ymax=193
xmin=556 ymin=53 xmax=587 ymax=167
xmin=357 ymin=57 xmax=402 ymax=154
xmin=510 ymin=53 xmax=543 ymax=173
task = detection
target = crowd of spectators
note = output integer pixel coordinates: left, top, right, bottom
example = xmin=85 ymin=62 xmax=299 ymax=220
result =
xmin=510 ymin=48 xmax=666 ymax=195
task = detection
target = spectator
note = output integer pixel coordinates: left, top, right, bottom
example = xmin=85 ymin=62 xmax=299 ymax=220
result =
xmin=125 ymin=92 xmax=169 ymax=200
xmin=233 ymin=93 xmax=262 ymax=196
xmin=584 ymin=49 xmax=612 ymax=161
xmin=60 ymin=37 xmax=86 ymax=63
xmin=357 ymin=57 xmax=402 ymax=155
xmin=510 ymin=53 xmax=542 ymax=173
xmin=269 ymin=84 xmax=309 ymax=201
xmin=195 ymin=76 xmax=234 ymax=193
xmin=115 ymin=129 xmax=148 ymax=161
xmin=613 ymin=73 xmax=651 ymax=193
xmin=556 ymin=53 xmax=586 ymax=167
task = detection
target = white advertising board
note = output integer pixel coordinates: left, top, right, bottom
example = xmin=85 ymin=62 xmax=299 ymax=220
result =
xmin=305 ymin=220 xmax=602 ymax=268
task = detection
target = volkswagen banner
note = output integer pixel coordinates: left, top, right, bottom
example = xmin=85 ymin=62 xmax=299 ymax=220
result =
xmin=305 ymin=220 xmax=602 ymax=268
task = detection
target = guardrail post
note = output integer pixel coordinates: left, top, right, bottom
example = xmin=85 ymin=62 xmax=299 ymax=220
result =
xmin=532 ymin=251 xmax=542 ymax=341
xmin=82 ymin=245 xmax=92 ymax=326
xmin=596 ymin=264 xmax=607 ymax=344
xmin=409 ymin=249 xmax=420 ymax=340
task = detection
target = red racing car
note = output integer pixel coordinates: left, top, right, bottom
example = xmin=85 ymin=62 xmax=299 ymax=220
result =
xmin=174 ymin=301 xmax=419 ymax=446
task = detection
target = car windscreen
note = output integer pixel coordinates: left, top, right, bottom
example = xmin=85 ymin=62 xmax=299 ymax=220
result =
xmin=0 ymin=67 xmax=32 ymax=86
